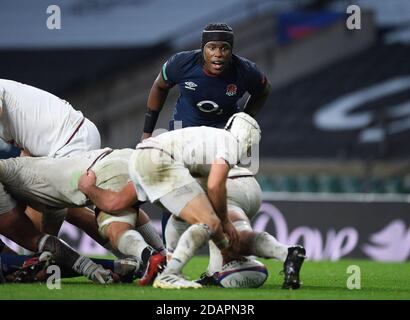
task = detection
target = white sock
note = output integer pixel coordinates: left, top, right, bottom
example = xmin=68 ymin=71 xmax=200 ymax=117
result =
xmin=165 ymin=223 xmax=212 ymax=275
xmin=73 ymin=255 xmax=100 ymax=278
xmin=165 ymin=216 xmax=189 ymax=255
xmin=206 ymin=240 xmax=223 ymax=275
xmin=252 ymin=232 xmax=289 ymax=261
xmin=117 ymin=230 xmax=150 ymax=259
xmin=136 ymin=221 xmax=166 ymax=255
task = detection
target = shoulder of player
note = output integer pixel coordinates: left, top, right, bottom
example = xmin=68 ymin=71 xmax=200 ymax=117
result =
xmin=205 ymin=126 xmax=237 ymax=141
xmin=169 ymin=50 xmax=201 ymax=66
xmin=232 ymin=54 xmax=259 ymax=72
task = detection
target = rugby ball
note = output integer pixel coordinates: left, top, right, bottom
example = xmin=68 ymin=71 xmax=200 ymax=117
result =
xmin=218 ymin=258 xmax=268 ymax=288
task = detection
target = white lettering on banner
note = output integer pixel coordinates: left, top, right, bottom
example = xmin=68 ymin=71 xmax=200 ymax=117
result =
xmin=313 ymin=76 xmax=410 ymax=143
xmin=362 ymin=220 xmax=410 ymax=261
xmin=252 ymin=203 xmax=359 ymax=260
xmin=2 ymin=207 xmax=409 ymax=261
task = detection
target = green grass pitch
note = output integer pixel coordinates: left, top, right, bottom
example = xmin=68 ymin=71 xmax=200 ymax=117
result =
xmin=1 ymin=257 xmax=409 ymax=300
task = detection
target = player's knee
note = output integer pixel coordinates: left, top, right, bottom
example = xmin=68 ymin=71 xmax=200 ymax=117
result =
xmin=106 ymin=222 xmax=132 ymax=249
xmin=106 ymin=229 xmax=118 ymax=248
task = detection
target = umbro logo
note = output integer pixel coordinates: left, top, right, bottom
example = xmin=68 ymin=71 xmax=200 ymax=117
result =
xmin=184 ymin=81 xmax=197 ymax=91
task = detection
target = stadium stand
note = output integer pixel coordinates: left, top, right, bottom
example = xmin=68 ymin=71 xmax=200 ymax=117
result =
xmin=259 ymin=42 xmax=410 ymax=160
xmin=256 ymin=173 xmax=410 ymax=194
xmin=0 ymin=45 xmax=170 ymax=96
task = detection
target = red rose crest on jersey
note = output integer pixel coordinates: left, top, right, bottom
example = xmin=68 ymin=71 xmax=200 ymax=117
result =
xmin=226 ymin=84 xmax=237 ymax=96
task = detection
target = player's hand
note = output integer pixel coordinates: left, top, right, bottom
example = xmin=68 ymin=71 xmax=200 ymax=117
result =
xmin=78 ymin=170 xmax=97 ymax=193
xmin=88 ymin=265 xmax=114 ymax=284
xmin=141 ymin=132 xmax=152 ymax=141
xmin=221 ymin=219 xmax=239 ymax=251
xmin=74 ymin=256 xmax=114 ymax=284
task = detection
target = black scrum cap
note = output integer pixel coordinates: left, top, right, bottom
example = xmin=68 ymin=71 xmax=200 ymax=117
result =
xmin=201 ymin=23 xmax=234 ymax=51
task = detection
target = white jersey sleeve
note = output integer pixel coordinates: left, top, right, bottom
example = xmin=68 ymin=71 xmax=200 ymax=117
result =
xmin=128 ymin=150 xmax=148 ymax=201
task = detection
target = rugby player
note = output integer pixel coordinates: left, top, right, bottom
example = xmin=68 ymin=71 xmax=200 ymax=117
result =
xmin=79 ymin=112 xmax=260 ymax=288
xmin=0 ymin=148 xmax=166 ymax=285
xmin=166 ymin=169 xmax=306 ymax=289
xmin=141 ymin=23 xmax=272 ymax=241
xmin=0 ymin=78 xmax=100 ymax=157
xmin=0 ymin=78 xmax=106 ymax=248
xmin=0 ymin=79 xmax=161 ymax=260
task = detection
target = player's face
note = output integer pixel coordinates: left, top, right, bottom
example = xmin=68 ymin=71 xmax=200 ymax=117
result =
xmin=203 ymin=41 xmax=232 ymax=75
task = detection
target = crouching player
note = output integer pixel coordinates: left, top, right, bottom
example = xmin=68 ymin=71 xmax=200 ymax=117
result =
xmin=79 ymin=113 xmax=261 ymax=289
xmin=0 ymin=148 xmax=166 ymax=285
xmin=166 ymin=166 xmax=306 ymax=289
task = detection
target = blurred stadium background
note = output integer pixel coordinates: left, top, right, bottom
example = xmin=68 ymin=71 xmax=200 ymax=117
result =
xmin=1 ymin=0 xmax=409 ymax=262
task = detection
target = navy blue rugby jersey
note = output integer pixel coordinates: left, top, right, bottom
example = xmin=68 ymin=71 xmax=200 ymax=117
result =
xmin=162 ymin=49 xmax=267 ymax=129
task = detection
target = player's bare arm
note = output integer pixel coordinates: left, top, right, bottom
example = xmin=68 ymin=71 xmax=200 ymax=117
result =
xmin=243 ymin=79 xmax=272 ymax=117
xmin=207 ymin=158 xmax=239 ymax=248
xmin=20 ymin=149 xmax=32 ymax=157
xmin=78 ymin=170 xmax=138 ymax=213
xmin=141 ymin=72 xmax=172 ymax=141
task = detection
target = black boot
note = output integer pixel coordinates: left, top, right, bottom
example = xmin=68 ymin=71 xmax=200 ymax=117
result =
xmin=282 ymin=245 xmax=306 ymax=289
xmin=195 ymin=272 xmax=220 ymax=286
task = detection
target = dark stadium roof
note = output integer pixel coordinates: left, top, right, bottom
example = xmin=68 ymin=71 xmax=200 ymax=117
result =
xmin=0 ymin=44 xmax=168 ymax=95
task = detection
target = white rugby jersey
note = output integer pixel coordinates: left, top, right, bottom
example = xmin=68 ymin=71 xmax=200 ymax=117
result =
xmin=0 ymin=79 xmax=84 ymax=157
xmin=0 ymin=148 xmax=133 ymax=211
xmin=136 ymin=126 xmax=241 ymax=177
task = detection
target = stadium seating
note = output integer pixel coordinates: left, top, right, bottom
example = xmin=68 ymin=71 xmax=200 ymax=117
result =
xmin=258 ymin=42 xmax=410 ymax=160
xmin=256 ymin=174 xmax=410 ymax=194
